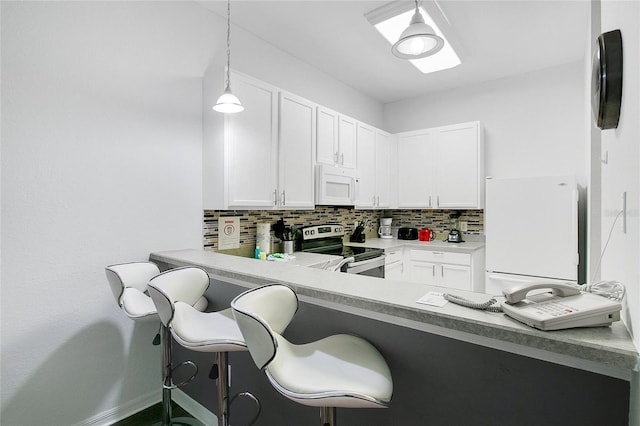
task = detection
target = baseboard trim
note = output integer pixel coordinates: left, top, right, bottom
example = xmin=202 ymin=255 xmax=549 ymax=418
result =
xmin=75 ymin=388 xmax=216 ymax=426
xmin=172 ymin=388 xmax=217 ymax=425
xmin=75 ymin=390 xmax=160 ymax=426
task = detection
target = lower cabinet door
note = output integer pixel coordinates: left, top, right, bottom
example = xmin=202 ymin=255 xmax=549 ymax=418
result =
xmin=385 ymin=261 xmax=403 ymax=280
xmin=441 ymin=264 xmax=472 ymax=290
xmin=407 ymin=261 xmax=437 ymax=286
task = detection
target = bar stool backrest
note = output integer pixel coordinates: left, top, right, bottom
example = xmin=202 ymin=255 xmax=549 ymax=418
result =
xmin=147 ymin=266 xmax=210 ymax=326
xmin=231 ymin=284 xmax=298 ymax=370
xmin=105 ymin=262 xmax=160 ymax=314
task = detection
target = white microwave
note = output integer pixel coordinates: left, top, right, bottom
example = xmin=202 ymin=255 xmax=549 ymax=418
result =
xmin=315 ymin=164 xmax=356 ymax=206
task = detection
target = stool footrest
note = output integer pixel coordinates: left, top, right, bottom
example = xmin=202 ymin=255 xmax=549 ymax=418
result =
xmin=166 ymin=360 xmax=198 ymax=389
xmin=230 ymin=391 xmax=261 ymax=426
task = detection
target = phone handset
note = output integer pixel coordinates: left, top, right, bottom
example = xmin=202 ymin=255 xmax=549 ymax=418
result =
xmin=503 ymin=282 xmax=581 ymax=304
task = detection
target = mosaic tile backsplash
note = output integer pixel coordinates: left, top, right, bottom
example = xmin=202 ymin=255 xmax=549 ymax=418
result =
xmin=204 ymin=207 xmax=483 ymax=257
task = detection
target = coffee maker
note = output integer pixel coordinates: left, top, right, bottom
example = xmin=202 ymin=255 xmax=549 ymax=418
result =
xmin=378 ymin=218 xmax=393 ymax=239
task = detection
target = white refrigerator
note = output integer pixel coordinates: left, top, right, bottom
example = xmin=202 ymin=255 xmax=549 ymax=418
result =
xmin=485 ymin=176 xmax=579 ymax=295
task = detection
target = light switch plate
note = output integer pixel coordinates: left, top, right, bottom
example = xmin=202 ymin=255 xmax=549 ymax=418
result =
xmin=460 ymin=221 xmax=468 ymax=232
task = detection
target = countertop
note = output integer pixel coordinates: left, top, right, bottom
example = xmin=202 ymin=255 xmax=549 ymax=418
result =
xmin=345 ymin=236 xmax=485 ymax=253
xmin=149 ymin=248 xmax=638 ymax=378
xmin=264 ymin=251 xmax=342 ymax=268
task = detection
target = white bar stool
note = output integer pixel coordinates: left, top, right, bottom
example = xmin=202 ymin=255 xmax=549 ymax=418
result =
xmin=147 ymin=266 xmax=260 ymax=426
xmin=231 ymin=284 xmax=393 ymax=426
xmin=105 ymin=262 xmax=207 ymax=426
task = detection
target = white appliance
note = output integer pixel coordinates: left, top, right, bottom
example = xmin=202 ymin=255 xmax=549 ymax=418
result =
xmin=378 ymin=218 xmax=393 ymax=239
xmin=315 ymin=164 xmax=356 ymax=206
xmin=485 ymin=176 xmax=579 ymax=295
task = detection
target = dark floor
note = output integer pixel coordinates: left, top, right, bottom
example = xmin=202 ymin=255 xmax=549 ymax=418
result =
xmin=112 ymin=401 xmax=204 ymax=426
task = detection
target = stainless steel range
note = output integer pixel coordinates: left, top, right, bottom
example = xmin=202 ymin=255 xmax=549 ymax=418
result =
xmin=299 ymin=224 xmax=385 ymax=278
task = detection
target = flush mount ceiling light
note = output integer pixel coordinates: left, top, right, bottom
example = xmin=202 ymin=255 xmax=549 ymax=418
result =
xmin=392 ymin=0 xmax=444 ymax=59
xmin=213 ymin=0 xmax=244 ymax=114
xmin=367 ymin=0 xmax=461 ymax=74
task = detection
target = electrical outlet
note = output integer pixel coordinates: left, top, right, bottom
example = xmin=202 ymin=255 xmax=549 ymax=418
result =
xmin=460 ymin=221 xmax=468 ymax=232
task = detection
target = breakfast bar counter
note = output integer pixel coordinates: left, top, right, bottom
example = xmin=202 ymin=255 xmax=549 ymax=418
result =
xmin=150 ymin=248 xmax=638 ymax=425
xmin=150 ymin=248 xmax=637 ymax=376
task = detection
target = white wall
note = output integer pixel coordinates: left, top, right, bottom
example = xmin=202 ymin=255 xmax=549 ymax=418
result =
xmin=599 ymin=0 xmax=640 ymax=352
xmin=1 ymin=2 xmax=212 ymax=424
xmin=383 ymin=62 xmax=588 ymax=186
xmin=0 ymin=2 xmax=385 ymax=425
xmin=228 ymin=25 xmax=385 ymax=129
xmin=200 ymin=9 xmax=384 ymax=130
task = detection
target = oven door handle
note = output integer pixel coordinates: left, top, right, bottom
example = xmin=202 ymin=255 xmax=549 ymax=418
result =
xmin=344 ymin=254 xmax=386 ymax=274
xmin=330 ymin=257 xmax=355 ymax=272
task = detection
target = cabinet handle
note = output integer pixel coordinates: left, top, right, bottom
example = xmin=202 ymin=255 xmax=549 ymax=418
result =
xmin=432 ymin=265 xmax=436 ymax=277
xmin=437 ymin=195 xmax=440 ymax=207
xmin=281 ymin=190 xmax=286 ymax=206
xmin=273 ymin=189 xmax=278 ymax=206
xmin=428 ymin=195 xmax=432 ymax=207
xmin=377 ymin=195 xmax=380 ymax=206
xmin=373 ymin=195 xmax=376 ymax=206
xmin=334 ymin=152 xmax=339 ymax=164
xmin=340 ymin=153 xmax=344 ymax=165
xmin=440 ymin=265 xmax=444 ymax=277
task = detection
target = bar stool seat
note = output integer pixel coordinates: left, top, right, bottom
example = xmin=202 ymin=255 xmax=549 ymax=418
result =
xmin=169 ymin=306 xmax=245 ymax=353
xmin=231 ymin=284 xmax=393 ymax=425
xmin=268 ymin=333 xmax=392 ymax=408
xmin=148 ymin=266 xmax=259 ymax=426
xmin=105 ymin=261 xmax=208 ymax=426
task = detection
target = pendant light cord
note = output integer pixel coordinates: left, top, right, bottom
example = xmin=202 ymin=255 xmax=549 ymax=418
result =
xmin=225 ymin=0 xmax=231 ymax=90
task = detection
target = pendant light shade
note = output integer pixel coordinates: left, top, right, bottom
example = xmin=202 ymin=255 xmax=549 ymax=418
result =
xmin=392 ymin=0 xmax=444 ymax=59
xmin=214 ymin=0 xmax=243 ymax=114
xmin=214 ymin=85 xmax=244 ymax=113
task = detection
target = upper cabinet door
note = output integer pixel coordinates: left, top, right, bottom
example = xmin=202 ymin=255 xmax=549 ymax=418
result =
xmin=338 ymin=115 xmax=357 ymax=169
xmin=397 ymin=130 xmax=434 ymax=208
xmin=316 ymin=106 xmax=338 ymax=166
xmin=434 ymin=121 xmax=484 ymax=209
xmin=355 ymin=123 xmax=376 ymax=208
xmin=278 ymin=92 xmax=316 ymax=209
xmin=375 ymin=130 xmax=396 ymax=209
xmin=226 ymin=73 xmax=278 ymax=208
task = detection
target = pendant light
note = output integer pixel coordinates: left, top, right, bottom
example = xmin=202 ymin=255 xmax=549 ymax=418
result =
xmin=213 ymin=0 xmax=244 ymax=113
xmin=392 ymin=0 xmax=444 ymax=60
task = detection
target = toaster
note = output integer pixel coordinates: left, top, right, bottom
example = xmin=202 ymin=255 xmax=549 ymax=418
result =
xmin=398 ymin=227 xmax=419 ymax=240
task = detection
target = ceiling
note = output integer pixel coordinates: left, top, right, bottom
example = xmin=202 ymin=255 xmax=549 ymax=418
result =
xmin=197 ymin=1 xmax=590 ymax=104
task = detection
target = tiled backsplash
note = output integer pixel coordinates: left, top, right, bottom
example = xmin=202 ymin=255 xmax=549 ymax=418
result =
xmin=204 ymin=207 xmax=483 ymax=257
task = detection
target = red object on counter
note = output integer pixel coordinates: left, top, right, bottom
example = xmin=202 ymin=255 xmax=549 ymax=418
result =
xmin=419 ymin=228 xmax=435 ymax=241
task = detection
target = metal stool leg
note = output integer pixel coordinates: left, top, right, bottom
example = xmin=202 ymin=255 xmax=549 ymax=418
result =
xmin=215 ymin=352 xmax=230 ymax=426
xmin=161 ymin=324 xmax=173 ymax=426
xmin=320 ymin=407 xmax=336 ymax=426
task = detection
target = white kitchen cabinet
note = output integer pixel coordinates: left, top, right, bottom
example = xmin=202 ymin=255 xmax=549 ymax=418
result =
xmin=405 ymin=248 xmax=485 ymax=292
xmin=278 ymin=91 xmax=315 ymax=209
xmin=434 ymin=121 xmax=484 ymax=209
xmin=397 ymin=121 xmax=484 ymax=209
xmin=397 ymin=130 xmax=434 ymax=208
xmin=316 ymin=106 xmax=357 ymax=169
xmin=356 ymin=125 xmax=396 ymax=209
xmin=384 ymin=248 xmax=404 ymax=280
xmin=355 ymin=122 xmax=376 ymax=208
xmin=203 ymin=70 xmax=314 ymax=210
xmin=375 ymin=129 xmax=396 ymax=208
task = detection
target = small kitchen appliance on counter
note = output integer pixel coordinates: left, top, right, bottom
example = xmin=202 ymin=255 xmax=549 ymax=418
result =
xmin=447 ymin=214 xmax=464 ymax=243
xmin=447 ymin=229 xmax=464 ymax=243
xmin=378 ymin=218 xmax=393 ymax=239
xmin=398 ymin=227 xmax=418 ymax=240
xmin=419 ymin=228 xmax=435 ymax=241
